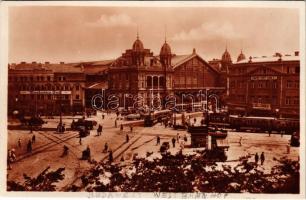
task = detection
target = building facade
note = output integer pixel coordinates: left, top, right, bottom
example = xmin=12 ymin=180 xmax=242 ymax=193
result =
xmin=8 ymin=62 xmax=86 ymax=115
xmin=8 ymin=35 xmax=227 ymax=115
xmin=227 ymin=51 xmax=300 ymax=118
xmin=107 ymin=35 xmax=225 ymax=110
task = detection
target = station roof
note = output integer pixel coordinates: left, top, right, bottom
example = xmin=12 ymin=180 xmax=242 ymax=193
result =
xmin=234 ymin=54 xmax=300 ymax=64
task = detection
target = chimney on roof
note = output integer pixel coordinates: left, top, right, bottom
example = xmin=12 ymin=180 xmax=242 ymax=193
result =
xmin=294 ymin=51 xmax=299 ymax=56
xmin=60 ymin=62 xmax=65 ymax=64
xmin=45 ymin=61 xmax=50 ymax=64
xmin=192 ymin=48 xmax=196 ymax=54
xmin=21 ymin=61 xmax=26 ymax=64
xmin=32 ymin=61 xmax=37 ymax=64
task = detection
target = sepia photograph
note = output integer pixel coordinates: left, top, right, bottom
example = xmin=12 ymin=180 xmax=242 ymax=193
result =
xmin=1 ymin=1 xmax=305 ymax=198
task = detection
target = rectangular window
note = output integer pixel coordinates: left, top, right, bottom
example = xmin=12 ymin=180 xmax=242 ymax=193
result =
xmin=76 ymin=95 xmax=80 ymax=100
xmin=295 ymin=67 xmax=300 ymax=74
xmin=285 ymin=97 xmax=291 ymax=105
xmin=76 ymin=85 xmax=80 ymax=90
xmin=287 ymin=80 xmax=292 ymax=88
xmin=47 ymin=76 xmax=51 ymax=81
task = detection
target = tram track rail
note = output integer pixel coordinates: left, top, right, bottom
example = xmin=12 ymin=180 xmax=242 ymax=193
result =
xmin=13 ymin=132 xmax=80 ymax=162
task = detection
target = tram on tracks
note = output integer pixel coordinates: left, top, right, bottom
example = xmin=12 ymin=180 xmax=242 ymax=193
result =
xmin=202 ymin=112 xmax=299 ymax=134
xmin=144 ymin=110 xmax=172 ymax=127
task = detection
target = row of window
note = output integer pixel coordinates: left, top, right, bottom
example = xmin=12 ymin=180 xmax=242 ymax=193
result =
xmin=286 ymin=80 xmax=299 ymax=88
xmin=9 ymin=76 xmax=68 ymax=82
xmin=250 ymin=96 xmax=278 ymax=104
xmin=17 ymin=94 xmax=80 ymax=100
xmin=230 ymin=80 xmax=278 ymax=89
xmin=17 ymin=84 xmax=80 ymax=91
xmin=231 ymin=66 xmax=299 ymax=75
xmin=285 ymin=96 xmax=299 ymax=105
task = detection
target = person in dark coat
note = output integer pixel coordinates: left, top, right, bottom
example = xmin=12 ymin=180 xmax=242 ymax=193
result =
xmin=172 ymin=137 xmax=176 ymax=148
xmin=255 ymin=153 xmax=259 ymax=165
xmin=18 ymin=138 xmax=21 ymax=148
xmin=120 ymin=124 xmax=123 ymax=131
xmin=260 ymin=152 xmax=265 ymax=165
xmin=156 ymin=136 xmax=160 ymax=145
xmin=27 ymin=140 xmax=32 ymax=153
xmin=126 ymin=134 xmax=129 ymax=143
xmin=104 ymin=142 xmax=108 ymax=153
xmin=32 ymin=135 xmax=36 ymax=144
xmin=109 ymin=150 xmax=113 ymax=163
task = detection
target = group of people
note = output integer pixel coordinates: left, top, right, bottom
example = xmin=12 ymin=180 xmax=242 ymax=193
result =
xmin=255 ymin=152 xmax=265 ymax=165
xmin=17 ymin=134 xmax=36 ymax=154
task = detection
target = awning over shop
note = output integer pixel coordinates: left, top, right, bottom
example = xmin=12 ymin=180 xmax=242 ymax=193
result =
xmin=86 ymin=82 xmax=108 ymax=90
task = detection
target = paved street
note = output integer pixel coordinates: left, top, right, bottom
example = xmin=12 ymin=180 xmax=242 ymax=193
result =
xmin=7 ymin=112 xmax=299 ymax=190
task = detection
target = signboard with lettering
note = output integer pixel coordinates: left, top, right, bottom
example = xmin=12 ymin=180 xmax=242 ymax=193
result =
xmin=252 ymin=103 xmax=271 ymax=110
xmin=250 ymin=76 xmax=277 ymax=80
xmin=19 ymin=91 xmax=71 ymax=95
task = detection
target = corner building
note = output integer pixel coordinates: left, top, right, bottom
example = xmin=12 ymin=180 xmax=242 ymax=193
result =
xmin=227 ymin=52 xmax=300 ymax=118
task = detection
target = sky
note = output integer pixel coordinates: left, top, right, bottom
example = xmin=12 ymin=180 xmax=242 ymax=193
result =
xmin=9 ymin=6 xmax=300 ymax=63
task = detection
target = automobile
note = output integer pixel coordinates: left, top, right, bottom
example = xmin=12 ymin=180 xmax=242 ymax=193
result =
xmin=71 ymin=119 xmax=97 ymax=130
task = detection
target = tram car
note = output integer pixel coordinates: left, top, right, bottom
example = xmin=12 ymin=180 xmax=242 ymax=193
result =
xmin=125 ymin=114 xmax=141 ymax=121
xmin=144 ymin=110 xmax=172 ymax=127
xmin=228 ymin=115 xmax=299 ymax=134
xmin=207 ymin=112 xmax=230 ymax=127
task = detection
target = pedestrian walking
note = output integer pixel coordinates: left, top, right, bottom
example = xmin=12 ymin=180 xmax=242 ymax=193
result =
xmin=130 ymin=126 xmax=133 ymax=133
xmin=260 ymin=152 xmax=265 ymax=165
xmin=126 ymin=134 xmax=129 ymax=143
xmin=115 ymin=119 xmax=117 ymax=128
xmin=172 ymin=137 xmax=176 ymax=148
xmin=255 ymin=153 xmax=259 ymax=165
xmin=156 ymin=136 xmax=160 ymax=145
xmin=7 ymin=150 xmax=12 ymax=170
xmin=239 ymin=136 xmax=242 ymax=146
xmin=79 ymin=137 xmax=82 ymax=145
xmin=120 ymin=124 xmax=123 ymax=131
xmin=109 ymin=150 xmax=113 ymax=163
xmin=287 ymin=143 xmax=291 ymax=154
xmin=104 ymin=142 xmax=108 ymax=153
xmin=102 ymin=114 xmax=105 ymax=120
xmin=97 ymin=124 xmax=102 ymax=136
xmin=176 ymin=133 xmax=180 ymax=143
xmin=86 ymin=145 xmax=91 ymax=159
xmin=184 ymin=135 xmax=187 ymax=142
xmin=32 ymin=134 xmax=36 ymax=144
xmin=27 ymin=140 xmax=32 ymax=153
xmin=18 ymin=138 xmax=21 ymax=148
